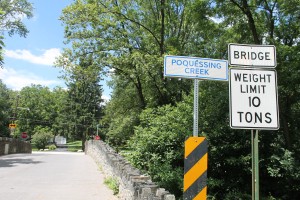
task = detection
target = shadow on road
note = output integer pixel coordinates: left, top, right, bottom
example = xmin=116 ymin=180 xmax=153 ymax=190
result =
xmin=0 ymin=155 xmax=43 ymax=168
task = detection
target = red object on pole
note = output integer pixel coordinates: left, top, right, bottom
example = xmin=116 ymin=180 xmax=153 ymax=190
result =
xmin=21 ymin=132 xmax=27 ymax=139
xmin=94 ymin=135 xmax=100 ymax=140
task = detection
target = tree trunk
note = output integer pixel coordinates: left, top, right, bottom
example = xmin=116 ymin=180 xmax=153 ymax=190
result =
xmin=160 ymin=0 xmax=165 ymax=55
xmin=82 ymin=132 xmax=86 ymax=151
xmin=231 ymin=0 xmax=261 ymax=44
xmin=241 ymin=0 xmax=261 ymax=44
xmin=135 ymin=76 xmax=146 ymax=109
xmin=282 ymin=99 xmax=292 ymax=150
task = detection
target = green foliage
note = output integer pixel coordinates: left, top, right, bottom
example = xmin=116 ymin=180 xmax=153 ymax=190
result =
xmin=222 ymin=190 xmax=251 ymax=200
xmin=67 ymin=140 xmax=82 ymax=152
xmin=50 ymin=87 xmax=69 ymax=138
xmin=104 ymin=177 xmax=119 ymax=195
xmin=0 ymin=35 xmax=4 ymax=67
xmin=32 ymin=127 xmax=53 ymax=150
xmin=56 ymin=54 xmax=103 ymax=148
xmin=58 ymin=0 xmax=300 ymax=199
xmin=105 ymin=114 xmax=139 ymax=149
xmin=48 ymin=144 xmax=57 ymax=151
xmin=0 ymin=0 xmax=299 ymax=199
xmin=0 ymin=80 xmax=11 ymax=137
xmin=263 ymin=144 xmax=300 ymax=199
xmin=13 ymin=85 xmax=66 ymax=138
xmin=0 ymin=0 xmax=33 ymax=36
xmin=125 ymin=96 xmax=193 ymax=197
xmin=0 ymin=0 xmax=33 ymax=66
xmin=195 ymin=81 xmax=251 ymax=198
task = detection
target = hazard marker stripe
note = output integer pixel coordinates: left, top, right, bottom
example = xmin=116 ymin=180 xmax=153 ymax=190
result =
xmin=185 ymin=137 xmax=206 ymax=158
xmin=184 ymin=171 xmax=207 ymax=199
xmin=193 ymin=186 xmax=207 ymax=200
xmin=184 ymin=153 xmax=207 ymax=191
xmin=184 ymin=138 xmax=208 ymax=173
xmin=184 ymin=137 xmax=207 ymax=200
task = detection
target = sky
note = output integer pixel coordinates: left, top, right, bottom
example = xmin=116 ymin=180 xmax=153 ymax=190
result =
xmin=0 ymin=0 xmax=111 ymax=101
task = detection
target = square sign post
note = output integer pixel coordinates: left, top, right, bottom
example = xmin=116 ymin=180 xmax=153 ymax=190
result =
xmin=164 ymin=55 xmax=229 ymax=137
xmin=228 ymin=43 xmax=279 ymax=200
xmin=164 ymin=55 xmax=228 ymax=199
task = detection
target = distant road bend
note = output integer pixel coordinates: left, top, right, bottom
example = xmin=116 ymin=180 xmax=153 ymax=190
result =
xmin=0 ymin=152 xmax=118 ymax=200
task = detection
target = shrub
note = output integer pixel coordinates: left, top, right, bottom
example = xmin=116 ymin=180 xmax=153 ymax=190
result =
xmin=32 ymin=127 xmax=53 ymax=150
xmin=125 ymin=101 xmax=193 ymax=198
xmin=48 ymin=144 xmax=56 ymax=151
xmin=104 ymin=177 xmax=119 ymax=195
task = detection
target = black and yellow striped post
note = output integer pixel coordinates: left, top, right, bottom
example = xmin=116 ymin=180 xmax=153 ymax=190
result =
xmin=184 ymin=137 xmax=208 ymax=200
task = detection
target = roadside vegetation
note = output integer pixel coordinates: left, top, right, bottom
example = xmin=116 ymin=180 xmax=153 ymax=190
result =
xmin=1 ymin=0 xmax=300 ymax=199
xmin=104 ymin=177 xmax=119 ymax=195
xmin=31 ymin=140 xmax=82 ymax=152
xmin=67 ymin=141 xmax=82 ymax=152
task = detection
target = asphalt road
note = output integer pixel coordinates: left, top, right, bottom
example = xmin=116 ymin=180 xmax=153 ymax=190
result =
xmin=0 ymin=152 xmax=118 ymax=200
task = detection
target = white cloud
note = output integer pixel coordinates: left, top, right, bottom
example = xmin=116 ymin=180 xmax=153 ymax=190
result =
xmin=210 ymin=17 xmax=224 ymax=24
xmin=102 ymin=94 xmax=111 ymax=101
xmin=0 ymin=67 xmax=61 ymax=90
xmin=99 ymin=95 xmax=110 ymax=106
xmin=4 ymin=48 xmax=61 ymax=66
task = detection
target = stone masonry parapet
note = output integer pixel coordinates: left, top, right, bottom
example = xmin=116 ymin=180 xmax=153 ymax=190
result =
xmin=0 ymin=137 xmax=32 ymax=156
xmin=85 ymin=140 xmax=175 ymax=200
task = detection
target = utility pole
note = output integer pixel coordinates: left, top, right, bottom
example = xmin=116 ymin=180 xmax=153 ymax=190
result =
xmin=10 ymin=95 xmax=20 ymax=136
xmin=12 ymin=95 xmax=20 ymax=122
xmin=96 ymin=124 xmax=99 ymax=136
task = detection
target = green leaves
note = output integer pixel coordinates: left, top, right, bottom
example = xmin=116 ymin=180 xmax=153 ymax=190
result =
xmin=0 ymin=0 xmax=33 ymax=36
xmin=9 ymin=85 xmax=66 ymax=138
xmin=57 ymin=54 xmax=103 ymax=144
xmin=0 ymin=80 xmax=11 ymax=137
xmin=57 ymin=0 xmax=300 ymax=199
xmin=0 ymin=0 xmax=33 ymax=67
xmin=32 ymin=126 xmax=54 ymax=150
xmin=124 ymin=97 xmax=193 ymax=197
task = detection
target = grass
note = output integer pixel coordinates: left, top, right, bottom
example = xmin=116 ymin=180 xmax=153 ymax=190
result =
xmin=31 ymin=143 xmax=38 ymax=151
xmin=98 ymin=164 xmax=103 ymax=172
xmin=67 ymin=140 xmax=82 ymax=152
xmin=31 ymin=140 xmax=83 ymax=152
xmin=104 ymin=177 xmax=119 ymax=195
xmin=31 ymin=143 xmax=56 ymax=151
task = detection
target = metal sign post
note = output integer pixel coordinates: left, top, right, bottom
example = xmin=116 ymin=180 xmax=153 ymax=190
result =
xmin=252 ymin=130 xmax=259 ymax=200
xmin=164 ymin=55 xmax=229 ymax=137
xmin=193 ymin=79 xmax=199 ymax=137
xmin=164 ymin=55 xmax=228 ymax=200
xmin=228 ymin=43 xmax=278 ymax=200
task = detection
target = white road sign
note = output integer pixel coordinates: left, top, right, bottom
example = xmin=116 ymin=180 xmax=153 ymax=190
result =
xmin=229 ymin=68 xmax=279 ymax=130
xmin=164 ymin=55 xmax=228 ymax=81
xmin=228 ymin=43 xmax=276 ymax=67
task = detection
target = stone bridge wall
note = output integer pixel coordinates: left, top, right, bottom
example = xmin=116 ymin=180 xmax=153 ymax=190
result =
xmin=85 ymin=140 xmax=176 ymax=200
xmin=0 ymin=137 xmax=32 ymax=156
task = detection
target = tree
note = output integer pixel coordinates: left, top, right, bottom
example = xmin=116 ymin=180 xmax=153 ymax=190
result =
xmin=31 ymin=126 xmax=53 ymax=150
xmin=0 ymin=0 xmax=33 ymax=67
xmin=57 ymin=0 xmax=300 ymax=199
xmin=0 ymin=80 xmax=11 ymax=137
xmin=58 ymin=0 xmax=207 ymax=146
xmin=14 ymin=85 xmax=60 ymax=140
xmin=126 ymin=96 xmax=193 ymax=197
xmin=212 ymin=1 xmax=300 ymax=198
xmin=50 ymin=87 xmax=69 ymax=140
xmin=57 ymin=55 xmax=103 ymax=149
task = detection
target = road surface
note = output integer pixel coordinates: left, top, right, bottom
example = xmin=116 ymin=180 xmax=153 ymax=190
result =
xmin=0 ymin=152 xmax=118 ymax=200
